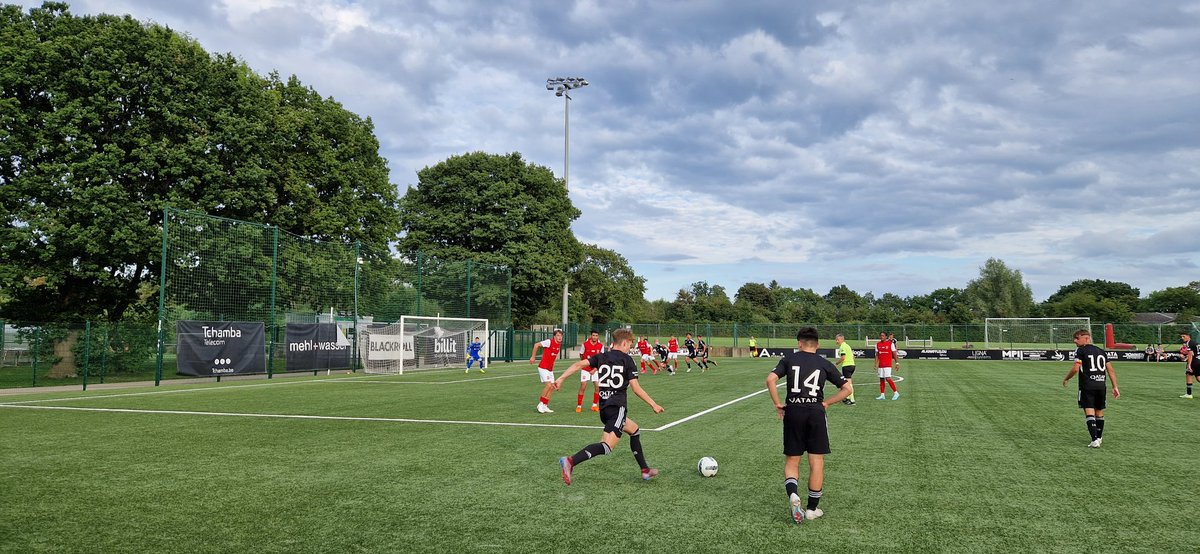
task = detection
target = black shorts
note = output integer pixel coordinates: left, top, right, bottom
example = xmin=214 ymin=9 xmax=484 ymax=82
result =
xmin=686 ymin=349 xmax=697 ymax=358
xmin=599 ymin=403 xmax=629 ymax=437
xmin=1188 ymin=362 xmax=1200 ymax=376
xmin=783 ymin=408 xmax=830 ymax=456
xmin=1077 ymin=389 xmax=1107 ymax=410
xmin=841 ymin=365 xmax=856 ymax=379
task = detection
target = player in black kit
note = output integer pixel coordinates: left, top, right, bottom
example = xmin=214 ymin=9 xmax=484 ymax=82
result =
xmin=653 ymin=340 xmax=674 ymax=375
xmin=1180 ymin=332 xmax=1199 ymax=399
xmin=765 ymin=327 xmax=854 ymax=524
xmin=1061 ymin=329 xmax=1120 ymax=448
xmin=554 ymin=329 xmax=665 ymax=484
xmin=683 ymin=333 xmax=701 ymax=372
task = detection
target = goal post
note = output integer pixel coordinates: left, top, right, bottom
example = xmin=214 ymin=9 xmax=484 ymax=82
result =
xmin=358 ymin=316 xmax=489 ymax=374
xmin=984 ymin=318 xmax=1090 ymax=349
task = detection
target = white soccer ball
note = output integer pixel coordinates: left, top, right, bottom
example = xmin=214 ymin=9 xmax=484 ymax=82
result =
xmin=697 ymin=456 xmax=718 ymax=477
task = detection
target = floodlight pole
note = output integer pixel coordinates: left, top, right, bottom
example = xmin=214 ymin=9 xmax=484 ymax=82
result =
xmin=547 ymin=77 xmax=588 ymax=330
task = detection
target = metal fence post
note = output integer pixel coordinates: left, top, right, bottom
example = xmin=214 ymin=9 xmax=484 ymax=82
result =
xmin=267 ymin=225 xmax=278 ymax=379
xmin=155 ymin=207 xmax=169 ymax=386
xmin=82 ymin=321 xmax=92 ymax=391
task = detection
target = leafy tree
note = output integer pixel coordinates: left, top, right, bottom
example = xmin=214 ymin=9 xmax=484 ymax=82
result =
xmin=824 ymin=285 xmax=867 ymax=321
xmin=1045 ymin=279 xmax=1139 ymax=311
xmin=1043 ymin=292 xmax=1133 ymax=323
xmin=568 ymin=243 xmax=646 ymax=324
xmin=1141 ymin=287 xmax=1200 ymax=314
xmin=735 ymin=282 xmax=776 ymax=312
xmin=0 ymin=3 xmax=399 ymax=323
xmin=666 ymin=289 xmax=696 ymax=322
xmin=964 ymin=258 xmax=1034 ymax=318
xmin=397 ymin=151 xmax=582 ymax=327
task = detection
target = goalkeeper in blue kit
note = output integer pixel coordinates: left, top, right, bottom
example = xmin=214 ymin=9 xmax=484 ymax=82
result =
xmin=466 ymin=337 xmax=486 ymax=373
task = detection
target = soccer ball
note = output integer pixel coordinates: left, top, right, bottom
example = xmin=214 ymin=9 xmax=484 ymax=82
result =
xmin=697 ymin=456 xmax=718 ymax=477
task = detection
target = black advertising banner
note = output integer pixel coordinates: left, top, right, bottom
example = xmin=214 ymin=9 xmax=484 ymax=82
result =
xmin=176 ymin=321 xmax=266 ymax=376
xmin=762 ymin=347 xmax=1165 ymax=362
xmin=285 ymin=323 xmax=351 ymax=371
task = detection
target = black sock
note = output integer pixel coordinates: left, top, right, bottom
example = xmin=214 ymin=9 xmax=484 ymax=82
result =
xmin=1085 ymin=416 xmax=1098 ymax=440
xmin=570 ymin=442 xmax=610 ymax=466
xmin=807 ymin=489 xmax=822 ymax=511
xmin=1096 ymin=417 xmax=1105 ymax=438
xmin=784 ymin=478 xmax=799 ymax=499
xmin=629 ymin=431 xmax=649 ymax=470
xmin=1189 ymin=384 xmax=1193 ymax=395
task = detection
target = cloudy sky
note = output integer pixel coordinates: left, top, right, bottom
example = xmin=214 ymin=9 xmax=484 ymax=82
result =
xmin=24 ymin=0 xmax=1200 ymax=301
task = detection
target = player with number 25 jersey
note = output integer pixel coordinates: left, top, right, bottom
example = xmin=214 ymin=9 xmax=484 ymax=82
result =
xmin=553 ymin=329 xmax=665 ymax=484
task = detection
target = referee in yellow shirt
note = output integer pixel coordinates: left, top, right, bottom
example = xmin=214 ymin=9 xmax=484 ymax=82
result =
xmin=833 ymin=334 xmax=856 ymax=405
xmin=748 ymin=336 xmax=758 ymax=357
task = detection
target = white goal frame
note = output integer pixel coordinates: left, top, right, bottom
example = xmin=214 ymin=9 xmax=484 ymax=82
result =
xmin=360 ymin=315 xmax=489 ymax=375
xmin=905 ymin=337 xmax=933 ymax=347
xmin=984 ymin=317 xmax=1090 ymax=349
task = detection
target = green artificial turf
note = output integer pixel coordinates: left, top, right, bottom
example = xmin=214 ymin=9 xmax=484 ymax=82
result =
xmin=1 ymin=357 xmax=1192 ymax=553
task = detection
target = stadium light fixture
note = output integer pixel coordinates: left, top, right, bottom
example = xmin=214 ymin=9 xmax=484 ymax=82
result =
xmin=545 ymin=76 xmax=589 ymax=327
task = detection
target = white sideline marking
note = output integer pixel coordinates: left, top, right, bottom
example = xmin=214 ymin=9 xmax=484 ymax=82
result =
xmin=323 ymin=373 xmax=529 ymax=385
xmin=0 ymin=404 xmax=603 ymax=430
xmin=0 ymin=371 xmax=531 ymax=406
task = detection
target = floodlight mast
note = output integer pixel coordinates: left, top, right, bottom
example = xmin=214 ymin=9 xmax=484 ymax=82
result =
xmin=545 ymin=77 xmax=588 ymax=328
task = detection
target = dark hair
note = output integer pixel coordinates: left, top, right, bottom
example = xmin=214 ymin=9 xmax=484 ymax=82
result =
xmin=796 ymin=327 xmax=820 ymax=343
xmin=590 ymin=329 xmax=600 ymax=335
xmin=1073 ymin=329 xmax=1091 ymax=339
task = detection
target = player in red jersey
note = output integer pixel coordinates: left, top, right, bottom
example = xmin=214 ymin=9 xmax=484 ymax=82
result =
xmin=636 ymin=336 xmax=661 ymax=374
xmin=875 ymin=332 xmax=900 ymax=400
xmin=576 ymin=330 xmax=605 ymax=412
xmin=667 ymin=336 xmax=680 ymax=372
xmin=530 ymin=329 xmax=564 ymax=413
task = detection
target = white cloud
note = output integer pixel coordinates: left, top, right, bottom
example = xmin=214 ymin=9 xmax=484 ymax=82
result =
xmin=14 ymin=0 xmax=1200 ymax=302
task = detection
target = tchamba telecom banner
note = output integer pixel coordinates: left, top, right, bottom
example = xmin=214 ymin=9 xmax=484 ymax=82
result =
xmin=176 ymin=321 xmax=266 ymax=376
xmin=285 ymin=323 xmax=352 ymax=371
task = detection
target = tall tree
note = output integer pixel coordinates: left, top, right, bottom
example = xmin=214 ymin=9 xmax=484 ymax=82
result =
xmin=1045 ymin=279 xmax=1140 ymax=311
xmin=397 ymin=151 xmax=582 ymax=327
xmin=0 ymin=3 xmax=399 ymax=323
xmin=568 ymin=243 xmax=646 ymax=324
xmin=1141 ymin=287 xmax=1200 ymax=314
xmin=964 ymin=258 xmax=1034 ymax=318
xmin=1043 ymin=292 xmax=1133 ymax=323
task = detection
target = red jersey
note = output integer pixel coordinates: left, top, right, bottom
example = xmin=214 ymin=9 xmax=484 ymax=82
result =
xmin=537 ymin=338 xmax=561 ymax=370
xmin=876 ymin=340 xmax=895 ymax=367
xmin=668 ymin=338 xmax=678 ymax=353
xmin=637 ymin=339 xmax=651 ymax=355
xmin=581 ymin=339 xmax=605 ymax=359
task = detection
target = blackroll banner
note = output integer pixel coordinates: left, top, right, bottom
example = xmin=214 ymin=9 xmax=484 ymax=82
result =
xmin=176 ymin=321 xmax=266 ymax=376
xmin=285 ymin=323 xmax=352 ymax=371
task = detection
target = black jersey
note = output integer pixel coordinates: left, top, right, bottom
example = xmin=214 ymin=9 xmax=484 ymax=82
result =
xmin=771 ymin=351 xmax=846 ymax=410
xmin=1073 ymin=344 xmax=1108 ymax=391
xmin=653 ymin=344 xmax=668 ymax=358
xmin=586 ymin=350 xmax=640 ymax=407
xmin=1187 ymin=340 xmax=1200 ymax=368
xmin=684 ymin=338 xmax=697 ymax=354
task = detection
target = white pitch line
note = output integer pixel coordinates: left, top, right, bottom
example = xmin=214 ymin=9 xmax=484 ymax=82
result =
xmin=0 ymin=370 xmax=535 ymax=406
xmin=0 ymin=404 xmax=603 ymax=430
xmin=322 ymin=373 xmax=530 ymax=385
xmin=647 ymin=387 xmax=774 ymax=432
xmin=0 ymin=375 xmax=372 ymax=405
xmin=644 ymin=375 xmax=906 ymax=432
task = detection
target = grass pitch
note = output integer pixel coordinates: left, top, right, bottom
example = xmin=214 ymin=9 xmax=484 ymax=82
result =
xmin=0 ymin=356 xmax=1193 ymax=553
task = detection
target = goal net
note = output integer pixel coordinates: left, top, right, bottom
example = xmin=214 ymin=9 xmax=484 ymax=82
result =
xmin=358 ymin=316 xmax=489 ymax=374
xmin=984 ymin=318 xmax=1090 ymax=349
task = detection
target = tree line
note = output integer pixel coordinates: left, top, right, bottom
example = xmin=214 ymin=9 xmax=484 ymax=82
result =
xmin=618 ymin=269 xmax=1200 ymax=326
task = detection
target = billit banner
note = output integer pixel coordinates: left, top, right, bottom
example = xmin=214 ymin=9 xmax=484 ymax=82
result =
xmin=285 ymin=323 xmax=351 ymax=371
xmin=176 ymin=321 xmax=266 ymax=376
